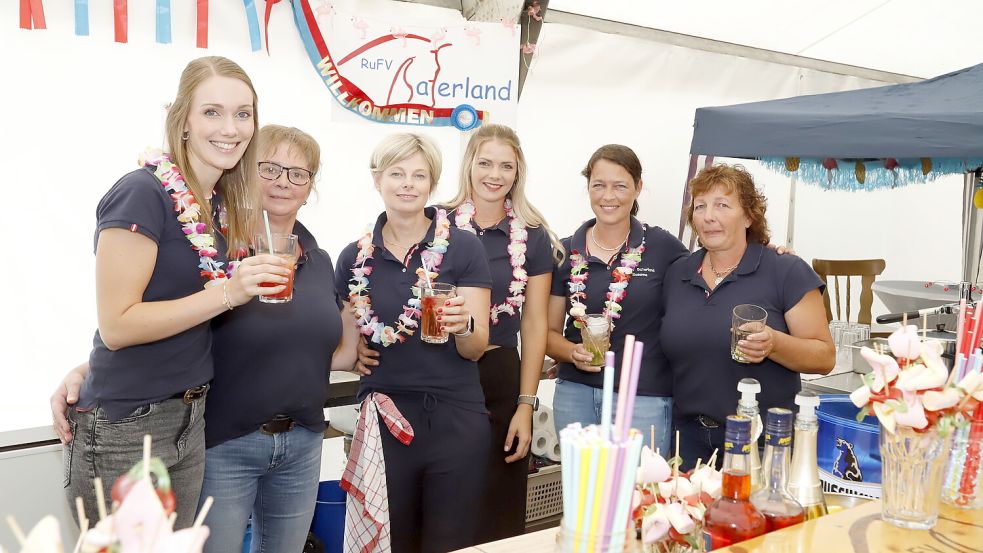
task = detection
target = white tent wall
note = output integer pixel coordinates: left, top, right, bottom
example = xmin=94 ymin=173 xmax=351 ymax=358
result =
xmin=0 ymin=1 xmax=965 ymax=540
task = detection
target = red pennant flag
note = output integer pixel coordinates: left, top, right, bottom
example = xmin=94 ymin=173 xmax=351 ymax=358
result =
xmin=197 ymin=0 xmax=209 ymax=48
xmin=264 ymin=0 xmax=283 ymax=54
xmin=19 ymin=0 xmax=47 ymax=29
xmin=113 ymin=0 xmax=128 ymax=43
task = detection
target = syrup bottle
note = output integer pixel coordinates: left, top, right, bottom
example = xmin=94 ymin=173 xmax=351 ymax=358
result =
xmin=736 ymin=378 xmax=763 ymax=491
xmin=751 ymin=408 xmax=805 ymax=532
xmin=787 ymin=391 xmax=828 ymax=520
xmin=703 ymin=415 xmax=767 ymax=550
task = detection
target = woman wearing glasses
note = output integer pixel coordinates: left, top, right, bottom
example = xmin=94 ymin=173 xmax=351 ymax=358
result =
xmin=52 ymin=125 xmax=358 ymax=552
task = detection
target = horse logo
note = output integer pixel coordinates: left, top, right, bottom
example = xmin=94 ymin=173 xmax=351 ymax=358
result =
xmin=832 ymin=437 xmax=863 ymax=482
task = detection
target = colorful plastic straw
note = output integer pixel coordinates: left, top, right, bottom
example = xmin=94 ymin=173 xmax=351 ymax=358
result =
xmin=614 ymin=335 xmax=636 ymax=439
xmin=601 ymin=352 xmax=615 ymax=441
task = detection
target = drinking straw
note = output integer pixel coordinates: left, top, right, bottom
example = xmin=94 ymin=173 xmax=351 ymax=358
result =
xmin=595 ymin=440 xmax=619 ymax=547
xmin=585 ymin=437 xmax=602 ymax=551
xmin=601 ymin=352 xmax=615 ymax=441
xmin=620 ymin=341 xmax=645 ymax=440
xmin=611 ymin=433 xmax=644 ymax=552
xmin=969 ymin=307 xmax=983 ymax=357
xmin=262 ymin=209 xmax=274 ymax=254
xmin=602 ymin=442 xmax=626 ymax=540
xmin=957 ymin=415 xmax=983 ymax=505
xmin=576 ymin=437 xmax=591 ymax=537
xmin=614 ymin=335 xmax=636 ymax=439
xmin=560 ymin=425 xmax=576 ymax=522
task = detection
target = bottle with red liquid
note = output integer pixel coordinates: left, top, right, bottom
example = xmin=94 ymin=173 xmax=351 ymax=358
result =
xmin=751 ymin=408 xmax=805 ymax=532
xmin=703 ymin=415 xmax=766 ymax=551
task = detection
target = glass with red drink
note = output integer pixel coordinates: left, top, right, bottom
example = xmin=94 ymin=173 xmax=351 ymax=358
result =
xmin=420 ymin=282 xmax=456 ymax=344
xmin=254 ymin=233 xmax=298 ymax=304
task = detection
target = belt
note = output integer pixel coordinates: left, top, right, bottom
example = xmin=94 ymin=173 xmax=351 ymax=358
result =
xmin=169 ymin=384 xmax=209 ymax=405
xmin=696 ymin=414 xmax=721 ymax=429
xmin=260 ymin=415 xmax=297 ymax=435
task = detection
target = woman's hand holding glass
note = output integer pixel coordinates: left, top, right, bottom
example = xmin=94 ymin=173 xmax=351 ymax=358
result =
xmin=225 ymin=254 xmax=291 ymax=306
xmin=438 ymin=295 xmax=471 ymax=335
xmin=736 ymin=326 xmax=776 ymax=364
xmin=571 ymin=343 xmax=602 ymax=373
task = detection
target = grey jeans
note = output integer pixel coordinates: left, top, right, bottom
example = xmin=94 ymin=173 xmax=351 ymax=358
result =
xmin=64 ymin=393 xmax=206 ymax=529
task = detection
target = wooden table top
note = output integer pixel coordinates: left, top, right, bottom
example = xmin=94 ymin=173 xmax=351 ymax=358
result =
xmin=453 ymin=501 xmax=982 ymax=553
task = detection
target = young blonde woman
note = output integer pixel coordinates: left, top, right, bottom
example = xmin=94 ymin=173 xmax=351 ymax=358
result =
xmin=335 ymin=133 xmax=492 ymax=553
xmin=56 ymin=56 xmax=289 ymax=528
xmin=445 ymin=124 xmax=560 ymax=541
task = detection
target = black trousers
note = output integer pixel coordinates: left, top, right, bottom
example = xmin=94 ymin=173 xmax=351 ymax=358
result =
xmin=474 ymin=347 xmax=527 ymax=543
xmin=674 ymin=416 xmax=727 ymax=471
xmin=379 ymin=391 xmax=490 ymax=553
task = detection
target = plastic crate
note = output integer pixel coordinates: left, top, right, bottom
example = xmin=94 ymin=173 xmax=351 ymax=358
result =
xmin=526 ymin=464 xmax=563 ymax=522
xmin=819 ymin=468 xmax=881 ymax=500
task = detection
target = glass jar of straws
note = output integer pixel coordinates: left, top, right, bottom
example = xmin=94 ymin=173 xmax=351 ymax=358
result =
xmin=942 ymin=418 xmax=983 ymax=508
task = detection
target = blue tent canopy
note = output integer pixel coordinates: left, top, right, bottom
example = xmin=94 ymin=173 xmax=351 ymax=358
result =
xmin=690 ymin=63 xmax=983 ymax=160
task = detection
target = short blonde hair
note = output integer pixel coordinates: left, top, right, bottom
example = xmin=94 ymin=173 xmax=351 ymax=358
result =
xmin=369 ymin=133 xmax=442 ymax=194
xmin=257 ymin=125 xmax=321 ymax=194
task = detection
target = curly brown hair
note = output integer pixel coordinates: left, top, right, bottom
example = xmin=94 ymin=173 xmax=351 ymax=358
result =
xmin=687 ymin=164 xmax=770 ymax=245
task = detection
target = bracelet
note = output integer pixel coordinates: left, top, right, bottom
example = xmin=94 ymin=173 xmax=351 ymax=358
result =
xmin=453 ymin=315 xmax=474 ymax=338
xmin=222 ymin=281 xmax=235 ymax=311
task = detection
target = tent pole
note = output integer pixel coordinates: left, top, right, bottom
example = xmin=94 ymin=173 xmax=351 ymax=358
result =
xmin=962 ymin=170 xmax=983 ymax=288
xmin=786 ymin=173 xmax=797 ymax=249
xmin=678 ymin=154 xmax=700 ymax=247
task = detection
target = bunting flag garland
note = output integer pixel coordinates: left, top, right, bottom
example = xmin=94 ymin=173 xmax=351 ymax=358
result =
xmin=243 ymin=0 xmax=262 ymax=52
xmin=196 ymin=0 xmax=209 ymax=48
xmin=19 ymin=0 xmax=46 ymax=30
xmin=74 ymin=0 xmax=88 ymax=35
xmin=265 ymin=0 xmax=283 ymax=53
xmin=156 ymin=0 xmax=172 ymax=44
xmin=113 ymin=0 xmax=127 ymax=43
xmin=761 ymin=156 xmax=983 ymax=191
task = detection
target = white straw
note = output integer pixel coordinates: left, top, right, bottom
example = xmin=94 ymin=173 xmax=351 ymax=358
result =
xmin=421 ymin=258 xmax=433 ymax=289
xmin=6 ymin=516 xmax=26 ymax=546
xmin=143 ymin=435 xmax=151 ymax=481
xmin=263 ymin=210 xmax=274 ymax=254
xmin=93 ymin=477 xmax=107 ymax=521
xmin=193 ymin=496 xmax=214 ymax=529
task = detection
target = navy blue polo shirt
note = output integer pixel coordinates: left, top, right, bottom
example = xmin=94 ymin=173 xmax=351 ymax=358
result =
xmin=79 ymin=167 xmax=225 ymax=422
xmin=661 ymin=242 xmax=825 ymax=425
xmin=550 ymin=218 xmax=688 ymax=396
xmin=334 ymin=207 xmax=493 ymax=409
xmin=206 ymin=221 xmax=343 ymax=448
xmin=445 ymin=209 xmax=554 ymax=348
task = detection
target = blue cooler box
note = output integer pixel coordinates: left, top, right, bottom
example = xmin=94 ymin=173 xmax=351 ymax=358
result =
xmin=816 ymin=395 xmax=881 ymax=487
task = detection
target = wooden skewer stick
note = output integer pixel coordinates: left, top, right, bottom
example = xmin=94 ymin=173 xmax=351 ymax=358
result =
xmin=650 ymin=425 xmax=656 ymax=451
xmin=193 ymin=496 xmax=214 ymax=529
xmin=93 ymin=477 xmax=107 ymax=521
xmin=707 ymin=448 xmax=719 ymax=469
xmin=694 ymin=458 xmax=702 ymax=473
xmin=673 ymin=430 xmax=680 ymax=481
xmin=143 ymin=435 xmax=152 ymax=481
xmin=6 ymin=516 xmax=26 ymax=546
xmin=74 ymin=497 xmax=88 ymax=530
xmin=168 ymin=512 xmax=178 ymax=529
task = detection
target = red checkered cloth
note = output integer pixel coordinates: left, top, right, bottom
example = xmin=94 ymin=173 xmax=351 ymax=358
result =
xmin=341 ymin=393 xmax=414 ymax=553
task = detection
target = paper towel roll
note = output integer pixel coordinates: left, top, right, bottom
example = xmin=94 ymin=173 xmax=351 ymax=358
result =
xmin=533 ymin=406 xmax=554 ymax=433
xmin=548 ymin=441 xmax=562 ymax=462
xmin=531 ymin=430 xmax=558 ymax=460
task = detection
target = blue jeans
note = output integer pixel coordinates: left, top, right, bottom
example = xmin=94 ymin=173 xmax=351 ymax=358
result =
xmin=64 ymin=395 xmax=207 ymax=530
xmin=552 ymin=379 xmax=673 ymax=454
xmin=199 ymin=426 xmax=323 ymax=553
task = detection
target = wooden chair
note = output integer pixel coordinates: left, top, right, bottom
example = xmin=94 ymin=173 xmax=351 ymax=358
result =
xmin=811 ymin=259 xmax=886 ymax=325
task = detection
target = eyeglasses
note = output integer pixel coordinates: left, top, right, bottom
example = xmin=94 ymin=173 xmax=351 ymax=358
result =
xmin=258 ymin=162 xmax=313 ymax=186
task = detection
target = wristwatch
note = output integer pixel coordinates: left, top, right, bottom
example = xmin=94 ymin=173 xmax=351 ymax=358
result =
xmin=518 ymin=394 xmax=539 ymax=411
xmin=453 ymin=315 xmax=474 ymax=338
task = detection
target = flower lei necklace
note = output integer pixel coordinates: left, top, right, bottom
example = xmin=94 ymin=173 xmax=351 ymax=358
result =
xmin=567 ymin=224 xmax=647 ymax=328
xmin=455 ymin=199 xmax=529 ymax=325
xmin=348 ymin=209 xmax=451 ymax=347
xmin=139 ymin=149 xmax=235 ymax=287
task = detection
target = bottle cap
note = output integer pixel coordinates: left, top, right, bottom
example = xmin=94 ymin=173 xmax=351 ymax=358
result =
xmin=764 ymin=408 xmax=794 ymax=446
xmin=724 ymin=415 xmax=752 ymax=454
xmin=737 ymin=378 xmax=760 ymax=407
xmin=795 ymin=391 xmax=820 ymax=421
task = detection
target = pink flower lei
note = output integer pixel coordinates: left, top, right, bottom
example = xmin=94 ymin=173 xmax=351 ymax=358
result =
xmin=139 ymin=149 xmax=236 ymax=288
xmin=348 ymin=209 xmax=451 ymax=347
xmin=454 ymin=199 xmax=529 ymax=325
xmin=567 ymin=225 xmax=647 ymax=328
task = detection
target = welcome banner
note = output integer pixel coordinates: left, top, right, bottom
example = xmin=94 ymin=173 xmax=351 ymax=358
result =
xmin=292 ymin=0 xmax=519 ymax=130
